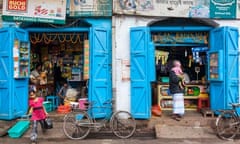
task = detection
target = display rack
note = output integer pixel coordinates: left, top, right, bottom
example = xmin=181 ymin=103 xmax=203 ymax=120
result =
xmin=208 ymin=50 xmax=223 ymax=81
xmin=13 ymin=39 xmax=30 ymax=78
xmin=157 ymin=84 xmax=208 ymax=111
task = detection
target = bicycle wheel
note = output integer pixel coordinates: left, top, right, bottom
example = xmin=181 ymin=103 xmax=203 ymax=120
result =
xmin=216 ymin=111 xmax=239 ymax=140
xmin=63 ymin=110 xmax=91 ymax=140
xmin=110 ymin=111 xmax=136 ymax=139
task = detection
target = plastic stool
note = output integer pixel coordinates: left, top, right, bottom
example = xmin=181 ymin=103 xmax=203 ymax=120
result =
xmin=198 ymin=97 xmax=210 ymax=111
xmin=46 ymin=96 xmax=60 ymax=110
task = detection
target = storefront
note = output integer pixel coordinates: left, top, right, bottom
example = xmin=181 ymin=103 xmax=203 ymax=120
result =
xmin=113 ymin=17 xmax=240 ymax=119
xmin=112 ymin=1 xmax=240 ymax=119
xmin=129 ymin=18 xmax=239 ymax=119
xmin=0 ymin=0 xmax=112 ymax=120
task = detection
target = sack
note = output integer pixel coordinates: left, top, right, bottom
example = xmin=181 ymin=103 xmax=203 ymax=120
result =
xmin=44 ymin=118 xmax=53 ymax=129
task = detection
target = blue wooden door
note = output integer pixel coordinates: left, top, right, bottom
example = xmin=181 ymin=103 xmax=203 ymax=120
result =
xmin=89 ymin=27 xmax=111 ymax=117
xmin=130 ymin=27 xmax=153 ymax=119
xmin=0 ymin=28 xmax=29 ymax=120
xmin=209 ymin=27 xmax=239 ymax=111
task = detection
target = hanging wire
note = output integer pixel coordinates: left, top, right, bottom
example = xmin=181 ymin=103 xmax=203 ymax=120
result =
xmin=48 ymin=18 xmax=83 ymax=28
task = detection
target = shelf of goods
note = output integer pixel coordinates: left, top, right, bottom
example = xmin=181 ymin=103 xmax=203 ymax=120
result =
xmin=157 ymin=84 xmax=209 ymax=111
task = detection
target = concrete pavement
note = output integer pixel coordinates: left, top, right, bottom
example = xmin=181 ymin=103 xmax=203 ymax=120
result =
xmin=1 ymin=110 xmax=238 ymax=142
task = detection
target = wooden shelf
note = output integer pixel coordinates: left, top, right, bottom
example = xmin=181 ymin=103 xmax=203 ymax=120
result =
xmin=161 ymin=96 xmax=199 ymax=99
xmin=161 ymin=108 xmax=197 ymax=111
xmin=157 ymin=84 xmax=208 ymax=111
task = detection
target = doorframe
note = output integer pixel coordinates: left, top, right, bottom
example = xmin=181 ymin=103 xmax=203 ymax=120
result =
xmin=148 ymin=25 xmax=214 ymax=112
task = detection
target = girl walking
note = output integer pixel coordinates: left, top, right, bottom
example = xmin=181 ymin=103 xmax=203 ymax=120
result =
xmin=28 ymin=89 xmax=48 ymax=143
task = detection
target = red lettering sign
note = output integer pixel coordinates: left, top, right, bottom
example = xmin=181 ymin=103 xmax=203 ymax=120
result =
xmin=7 ymin=0 xmax=27 ymax=11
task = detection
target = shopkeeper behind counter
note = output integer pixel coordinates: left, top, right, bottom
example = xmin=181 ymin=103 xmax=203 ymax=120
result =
xmin=30 ymin=63 xmax=42 ymax=85
xmin=30 ymin=63 xmax=47 ymax=85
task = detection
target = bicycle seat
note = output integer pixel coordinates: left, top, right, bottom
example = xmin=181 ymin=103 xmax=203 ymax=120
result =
xmin=230 ymin=103 xmax=240 ymax=108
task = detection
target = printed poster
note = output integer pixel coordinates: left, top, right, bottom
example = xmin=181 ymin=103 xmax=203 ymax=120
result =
xmin=115 ymin=0 xmax=210 ymax=18
xmin=69 ymin=0 xmax=112 ymax=17
xmin=2 ymin=0 xmax=67 ymax=24
xmin=115 ymin=0 xmax=239 ymax=19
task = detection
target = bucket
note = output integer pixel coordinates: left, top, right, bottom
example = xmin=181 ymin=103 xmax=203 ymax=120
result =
xmin=78 ymin=98 xmax=88 ymax=110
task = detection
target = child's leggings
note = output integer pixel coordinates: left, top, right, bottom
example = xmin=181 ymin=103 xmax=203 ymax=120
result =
xmin=30 ymin=120 xmax=45 ymax=141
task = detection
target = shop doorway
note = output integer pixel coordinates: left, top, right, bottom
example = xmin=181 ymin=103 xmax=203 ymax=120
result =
xmin=29 ymin=32 xmax=89 ymax=99
xmin=130 ymin=18 xmax=219 ymax=119
xmin=24 ymin=20 xmax=91 ymax=105
xmin=25 ymin=20 xmax=112 ymax=117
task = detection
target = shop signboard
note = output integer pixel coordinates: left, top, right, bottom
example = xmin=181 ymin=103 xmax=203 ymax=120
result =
xmin=210 ymin=0 xmax=237 ymax=19
xmin=2 ymin=0 xmax=67 ymax=24
xmin=0 ymin=0 xmax=2 ymax=27
xmin=114 ymin=0 xmax=239 ymax=19
xmin=237 ymin=0 xmax=240 ymax=18
xmin=69 ymin=0 xmax=112 ymax=17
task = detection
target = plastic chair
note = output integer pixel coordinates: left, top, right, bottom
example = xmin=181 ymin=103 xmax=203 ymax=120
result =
xmin=46 ymin=95 xmax=60 ymax=110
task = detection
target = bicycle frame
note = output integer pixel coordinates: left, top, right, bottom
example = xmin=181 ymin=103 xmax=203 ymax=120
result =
xmin=77 ymin=100 xmax=113 ymax=129
xmin=63 ymin=100 xmax=136 ymax=140
xmin=215 ymin=103 xmax=240 ymax=140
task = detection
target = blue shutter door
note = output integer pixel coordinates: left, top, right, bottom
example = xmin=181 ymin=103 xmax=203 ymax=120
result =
xmin=209 ymin=27 xmax=225 ymax=111
xmin=0 ymin=28 xmax=29 ymax=120
xmin=225 ymin=27 xmax=239 ymax=108
xmin=209 ymin=27 xmax=239 ymax=111
xmin=13 ymin=28 xmax=29 ymax=119
xmin=0 ymin=28 xmax=11 ymax=119
xmin=90 ymin=27 xmax=111 ymax=117
xmin=148 ymin=42 xmax=156 ymax=82
xmin=130 ymin=27 xmax=151 ymax=119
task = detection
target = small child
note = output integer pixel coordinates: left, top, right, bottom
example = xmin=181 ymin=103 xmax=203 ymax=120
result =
xmin=28 ymin=89 xmax=48 ymax=143
xmin=171 ymin=60 xmax=185 ymax=89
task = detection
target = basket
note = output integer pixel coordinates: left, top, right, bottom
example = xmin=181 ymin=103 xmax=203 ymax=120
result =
xmin=8 ymin=119 xmax=30 ymax=138
xmin=43 ymin=101 xmax=53 ymax=112
xmin=79 ymin=98 xmax=88 ymax=110
xmin=57 ymin=105 xmax=71 ymax=114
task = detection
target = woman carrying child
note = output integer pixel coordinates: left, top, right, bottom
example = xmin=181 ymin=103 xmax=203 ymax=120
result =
xmin=169 ymin=60 xmax=185 ymax=121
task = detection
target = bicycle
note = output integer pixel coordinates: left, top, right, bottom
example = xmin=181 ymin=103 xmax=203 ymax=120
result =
xmin=63 ymin=100 xmax=136 ymax=140
xmin=215 ymin=103 xmax=240 ymax=140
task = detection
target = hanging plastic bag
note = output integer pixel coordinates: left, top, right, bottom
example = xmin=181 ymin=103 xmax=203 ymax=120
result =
xmin=44 ymin=118 xmax=53 ymax=129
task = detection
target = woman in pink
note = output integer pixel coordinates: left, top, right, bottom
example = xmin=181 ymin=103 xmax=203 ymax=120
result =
xmin=28 ymin=89 xmax=48 ymax=142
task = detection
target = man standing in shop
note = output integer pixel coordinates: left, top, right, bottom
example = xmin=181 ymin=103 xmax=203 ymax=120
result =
xmin=58 ymin=81 xmax=71 ymax=105
xmin=169 ymin=60 xmax=185 ymax=121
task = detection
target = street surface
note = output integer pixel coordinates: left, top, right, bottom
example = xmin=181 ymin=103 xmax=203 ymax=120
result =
xmin=0 ymin=137 xmax=239 ymax=144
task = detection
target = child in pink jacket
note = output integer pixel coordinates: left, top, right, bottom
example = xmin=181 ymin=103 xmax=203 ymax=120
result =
xmin=28 ymin=89 xmax=48 ymax=142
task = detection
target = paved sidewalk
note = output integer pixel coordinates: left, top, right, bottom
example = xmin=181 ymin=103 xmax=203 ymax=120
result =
xmin=1 ymin=110 xmax=217 ymax=141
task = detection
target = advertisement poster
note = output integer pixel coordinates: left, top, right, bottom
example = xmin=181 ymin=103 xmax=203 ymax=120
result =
xmin=210 ymin=0 xmax=236 ymax=19
xmin=114 ymin=0 xmax=210 ymax=18
xmin=121 ymin=59 xmax=130 ymax=81
xmin=2 ymin=0 xmax=67 ymax=24
xmin=69 ymin=0 xmax=112 ymax=17
xmin=114 ymin=0 xmax=239 ymax=19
